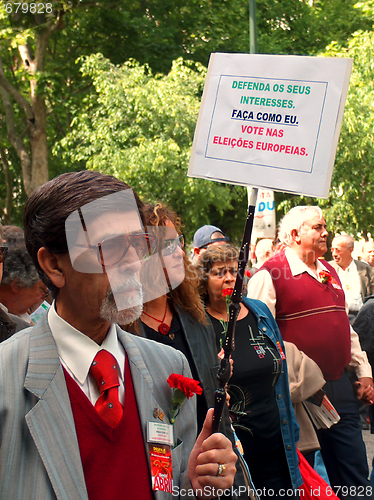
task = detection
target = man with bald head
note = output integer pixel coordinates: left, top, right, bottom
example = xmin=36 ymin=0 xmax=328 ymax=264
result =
xmin=362 ymin=241 xmax=374 ymax=268
xmin=330 ymin=234 xmax=374 ymax=322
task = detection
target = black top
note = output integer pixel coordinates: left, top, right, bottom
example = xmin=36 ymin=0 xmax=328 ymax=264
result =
xmin=208 ymin=309 xmax=283 ymax=460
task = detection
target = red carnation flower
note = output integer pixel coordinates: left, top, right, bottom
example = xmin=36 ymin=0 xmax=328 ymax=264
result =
xmin=222 ymin=288 xmax=234 ymax=297
xmin=319 ymin=270 xmax=331 ymax=284
xmin=167 ymin=373 xmax=202 ymax=399
xmin=167 ymin=373 xmax=202 ymax=424
xmin=319 ymin=270 xmax=341 ymax=289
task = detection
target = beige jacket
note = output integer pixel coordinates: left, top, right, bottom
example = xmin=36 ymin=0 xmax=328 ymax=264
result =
xmin=284 ymin=341 xmax=326 ymax=454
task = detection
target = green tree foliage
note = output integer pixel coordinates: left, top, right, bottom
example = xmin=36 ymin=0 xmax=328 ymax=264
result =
xmin=102 ymin=0 xmax=372 ymax=71
xmin=56 ymin=55 xmax=248 ymax=241
xmin=324 ymin=31 xmax=374 ymax=239
xmin=277 ymin=29 xmax=374 ymax=240
xmin=0 ymin=0 xmax=129 ymax=204
xmin=0 ymin=0 xmax=373 ymax=230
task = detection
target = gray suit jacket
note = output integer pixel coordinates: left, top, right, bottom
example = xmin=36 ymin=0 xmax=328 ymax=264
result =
xmin=0 ymin=316 xmax=196 ymax=500
xmin=356 ymin=260 xmax=374 ymax=299
xmin=135 ymin=308 xmax=255 ymax=498
xmin=329 ymin=259 xmax=374 ymax=303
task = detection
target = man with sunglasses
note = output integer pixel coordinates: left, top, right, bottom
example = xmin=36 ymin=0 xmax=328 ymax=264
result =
xmin=0 ymin=171 xmax=237 ymax=500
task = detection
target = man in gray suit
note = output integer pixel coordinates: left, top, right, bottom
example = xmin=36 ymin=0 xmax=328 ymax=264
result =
xmin=0 ymin=171 xmax=237 ymax=500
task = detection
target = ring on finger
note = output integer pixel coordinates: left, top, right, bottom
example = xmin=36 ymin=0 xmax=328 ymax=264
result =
xmin=216 ymin=463 xmax=226 ymax=476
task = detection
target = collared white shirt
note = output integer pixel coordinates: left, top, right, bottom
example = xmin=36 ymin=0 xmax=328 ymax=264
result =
xmin=334 ymin=259 xmax=363 ymax=313
xmin=247 ymin=247 xmax=372 ymax=378
xmin=286 ymin=247 xmax=330 ymax=279
xmin=247 ymin=247 xmax=330 ymax=317
xmin=0 ymin=303 xmax=10 ymax=314
xmin=48 ymin=302 xmax=126 ymax=405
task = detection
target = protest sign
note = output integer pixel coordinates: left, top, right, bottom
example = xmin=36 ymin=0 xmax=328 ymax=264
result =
xmin=188 ymin=53 xmax=352 ymax=198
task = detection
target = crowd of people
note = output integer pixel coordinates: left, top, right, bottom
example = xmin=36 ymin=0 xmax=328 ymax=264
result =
xmin=0 ymin=171 xmax=374 ymax=499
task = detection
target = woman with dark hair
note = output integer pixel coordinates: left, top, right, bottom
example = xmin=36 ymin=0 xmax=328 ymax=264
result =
xmin=197 ymin=244 xmax=302 ymax=497
xmin=125 ymin=203 xmax=255 ymax=496
xmin=126 ymin=203 xmax=225 ymax=432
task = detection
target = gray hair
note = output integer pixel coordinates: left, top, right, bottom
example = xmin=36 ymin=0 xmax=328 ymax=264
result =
xmin=279 ymin=206 xmax=323 ymax=246
xmin=3 ymin=226 xmax=24 ymax=247
xmin=1 ymin=244 xmax=40 ymax=288
xmin=332 ymin=234 xmax=355 ymax=250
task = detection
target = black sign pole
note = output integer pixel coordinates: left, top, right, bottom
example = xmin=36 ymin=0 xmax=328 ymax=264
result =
xmin=212 ymin=188 xmax=258 ymax=432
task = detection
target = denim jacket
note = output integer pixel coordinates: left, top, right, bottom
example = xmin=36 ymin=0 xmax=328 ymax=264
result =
xmin=243 ymin=297 xmax=303 ymax=489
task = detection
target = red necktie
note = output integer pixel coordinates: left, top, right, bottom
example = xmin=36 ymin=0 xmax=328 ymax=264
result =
xmin=90 ymin=350 xmax=123 ymax=427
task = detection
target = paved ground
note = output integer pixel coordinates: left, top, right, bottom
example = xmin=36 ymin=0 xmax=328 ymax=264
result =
xmin=363 ymin=429 xmax=374 ymax=476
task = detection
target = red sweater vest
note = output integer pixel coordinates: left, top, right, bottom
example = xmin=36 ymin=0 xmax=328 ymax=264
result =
xmin=262 ymin=252 xmax=351 ymax=380
xmin=64 ymin=356 xmax=154 ymax=500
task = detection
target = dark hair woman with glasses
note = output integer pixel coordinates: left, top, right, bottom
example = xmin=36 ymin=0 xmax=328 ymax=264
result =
xmin=124 ymin=202 xmax=215 ymax=432
xmin=197 ymin=244 xmax=302 ymax=498
xmin=124 ymin=203 xmax=254 ymax=493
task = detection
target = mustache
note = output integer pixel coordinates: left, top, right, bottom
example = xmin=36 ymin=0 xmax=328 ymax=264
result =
xmin=106 ymin=276 xmax=143 ymax=299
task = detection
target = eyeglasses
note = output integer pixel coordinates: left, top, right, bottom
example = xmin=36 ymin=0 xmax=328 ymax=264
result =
xmin=161 ymin=235 xmax=185 ymax=256
xmin=0 ymin=246 xmax=8 ymax=263
xmin=76 ymin=233 xmax=158 ymax=268
xmin=210 ymin=266 xmax=238 ymax=278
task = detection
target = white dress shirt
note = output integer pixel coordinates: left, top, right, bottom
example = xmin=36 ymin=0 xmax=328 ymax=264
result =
xmin=334 ymin=259 xmax=363 ymax=313
xmin=48 ymin=302 xmax=126 ymax=405
xmin=247 ymin=248 xmax=330 ymax=317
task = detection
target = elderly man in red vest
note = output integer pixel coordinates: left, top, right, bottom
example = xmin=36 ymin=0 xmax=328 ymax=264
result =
xmin=247 ymin=205 xmax=374 ymax=500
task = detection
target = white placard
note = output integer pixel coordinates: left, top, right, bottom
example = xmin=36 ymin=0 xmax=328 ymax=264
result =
xmin=188 ymin=53 xmax=352 ymax=198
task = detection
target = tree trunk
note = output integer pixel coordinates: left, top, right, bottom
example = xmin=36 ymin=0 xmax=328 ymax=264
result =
xmin=29 ymin=94 xmax=49 ymax=193
xmin=0 ymin=14 xmax=63 ymax=197
xmin=18 ymin=27 xmax=52 ymax=194
xmin=0 ymin=146 xmax=13 ymax=224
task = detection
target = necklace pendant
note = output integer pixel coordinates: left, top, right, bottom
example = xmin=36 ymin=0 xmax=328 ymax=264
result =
xmin=158 ymin=323 xmax=170 ymax=336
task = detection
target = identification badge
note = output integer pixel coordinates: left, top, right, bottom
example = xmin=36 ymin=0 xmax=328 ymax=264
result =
xmin=149 ymin=443 xmax=173 ymax=493
xmin=147 ymin=421 xmax=174 ymax=493
xmin=148 ymin=421 xmax=173 ymax=446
